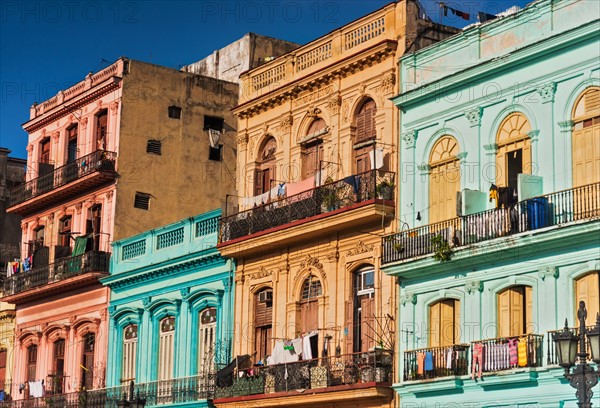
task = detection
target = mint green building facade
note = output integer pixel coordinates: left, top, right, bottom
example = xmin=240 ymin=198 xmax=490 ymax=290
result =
xmin=102 ymin=209 xmax=234 ymax=407
xmin=383 ymin=0 xmax=600 ymax=406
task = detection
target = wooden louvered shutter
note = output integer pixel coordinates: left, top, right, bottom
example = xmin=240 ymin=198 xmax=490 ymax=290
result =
xmin=440 ymin=300 xmax=456 ymax=347
xmin=254 ymin=169 xmax=263 ymax=196
xmin=498 ymin=289 xmax=511 ymax=338
xmin=576 ymin=272 xmax=600 ymax=326
xmin=510 ymin=287 xmax=524 ymax=336
xmin=356 ymin=112 xmax=367 ymax=142
xmin=345 ymin=300 xmax=354 ymax=354
xmin=525 ymin=286 xmax=533 ymax=333
xmin=0 ymin=349 xmax=6 ymax=387
xmin=429 ymin=302 xmax=441 ymax=347
xmin=361 ymin=297 xmax=375 ymax=351
xmin=454 ymin=300 xmax=461 ymax=344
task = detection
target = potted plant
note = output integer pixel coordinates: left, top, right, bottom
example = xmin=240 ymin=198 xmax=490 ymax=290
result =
xmin=431 ymin=234 xmax=453 ymax=262
xmin=376 ymin=180 xmax=394 ymax=200
xmin=321 ymin=186 xmax=340 ymax=212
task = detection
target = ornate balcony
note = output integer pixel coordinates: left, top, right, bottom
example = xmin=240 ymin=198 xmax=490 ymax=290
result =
xmin=7 ymin=150 xmax=117 ymax=215
xmin=214 ymin=350 xmax=393 ymax=407
xmin=403 ymin=344 xmax=470 ymax=381
xmin=218 ymin=170 xmax=395 ymax=256
xmin=470 ymin=334 xmax=544 ymax=376
xmin=382 ymin=182 xmax=600 ymax=265
xmin=1 ymin=251 xmax=110 ymax=304
xmin=0 ymin=375 xmax=214 ymax=407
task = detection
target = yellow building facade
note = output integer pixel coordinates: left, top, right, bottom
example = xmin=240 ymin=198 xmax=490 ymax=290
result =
xmin=216 ymin=2 xmax=458 ymax=407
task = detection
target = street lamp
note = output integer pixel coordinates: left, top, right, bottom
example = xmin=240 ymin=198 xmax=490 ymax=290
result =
xmin=552 ymin=301 xmax=600 ymax=408
xmin=117 ymin=381 xmax=146 ymax=408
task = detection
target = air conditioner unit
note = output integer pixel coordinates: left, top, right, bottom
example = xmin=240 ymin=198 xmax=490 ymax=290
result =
xmin=258 ymin=290 xmax=273 ymax=303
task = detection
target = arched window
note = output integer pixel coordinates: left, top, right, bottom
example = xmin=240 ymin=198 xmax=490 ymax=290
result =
xmin=52 ymin=339 xmax=65 ymax=394
xmin=498 ymin=285 xmax=533 ymax=337
xmin=300 ymin=276 xmax=322 ymax=334
xmin=158 ymin=317 xmax=175 ymax=381
xmin=198 ymin=308 xmax=216 ymax=373
xmin=26 ymin=345 xmax=37 ymax=382
xmin=122 ymin=324 xmax=138 ymax=383
xmin=301 ymin=119 xmax=326 ymax=180
xmin=496 ymin=113 xmax=532 ymax=192
xmin=429 ymin=136 xmax=460 ymax=223
xmin=571 ymin=87 xmax=600 ymax=187
xmin=66 ymin=124 xmax=78 ymax=163
xmin=255 ymin=137 xmax=277 ymax=197
xmin=353 ymin=99 xmax=377 ymax=174
xmin=346 ymin=266 xmax=375 ymax=353
xmin=575 ymin=271 xmax=599 ymax=327
xmin=254 ymin=289 xmax=273 ymax=361
xmin=81 ymin=333 xmax=95 ymax=389
xmin=95 ymin=110 xmax=108 ymax=151
xmin=429 ymin=299 xmax=460 ymax=347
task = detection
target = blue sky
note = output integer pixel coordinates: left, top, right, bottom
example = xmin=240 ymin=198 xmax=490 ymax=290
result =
xmin=1 ymin=0 xmax=531 ymax=159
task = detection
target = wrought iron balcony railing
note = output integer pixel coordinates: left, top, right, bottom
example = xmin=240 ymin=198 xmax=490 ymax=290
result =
xmin=0 ymin=374 xmax=215 ymax=407
xmin=220 ymin=169 xmax=395 ymax=243
xmin=470 ymin=334 xmax=544 ymax=377
xmin=382 ymin=182 xmax=600 ymax=265
xmin=9 ymin=150 xmax=116 ymax=207
xmin=547 ymin=326 xmax=594 ymax=366
xmin=403 ymin=344 xmax=470 ymax=381
xmin=214 ymin=350 xmax=393 ymax=399
xmin=2 ymin=251 xmax=110 ymax=297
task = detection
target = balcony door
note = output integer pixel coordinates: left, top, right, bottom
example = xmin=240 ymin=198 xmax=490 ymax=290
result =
xmin=429 ymin=299 xmax=460 ymax=347
xmin=299 ymin=276 xmax=322 ymax=336
xmin=26 ymin=345 xmax=37 ymax=382
xmin=302 ymin=119 xmax=326 ymax=182
xmin=95 ymin=110 xmax=108 ymax=151
xmin=572 ymin=87 xmax=600 ymax=187
xmin=429 ymin=136 xmax=460 ymax=224
xmin=254 ymin=137 xmax=276 ymax=197
xmin=498 ymin=286 xmax=533 ymax=337
xmin=52 ymin=339 xmax=65 ymax=394
xmin=86 ymin=205 xmax=102 ymax=252
xmin=158 ymin=317 xmax=175 ymax=381
xmin=496 ymin=113 xmax=532 ymax=191
xmin=122 ymin=324 xmax=138 ymax=383
xmin=347 ymin=266 xmax=375 ymax=353
xmin=575 ymin=271 xmax=599 ymax=327
xmin=81 ymin=334 xmax=95 ymax=389
xmin=254 ymin=290 xmax=273 ymax=362
xmin=198 ymin=308 xmax=216 ymax=374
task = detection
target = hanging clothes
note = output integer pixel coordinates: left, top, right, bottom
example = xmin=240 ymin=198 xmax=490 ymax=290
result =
xmin=517 ymin=338 xmax=528 ymax=367
xmin=416 ymin=352 xmax=425 ymax=375
xmin=471 ymin=343 xmax=484 ymax=380
xmin=29 ymin=380 xmax=44 ymax=398
xmin=508 ymin=338 xmax=519 ymax=366
xmin=287 ymin=176 xmax=315 ymax=196
xmin=302 ymin=331 xmax=317 ymax=360
xmin=424 ymin=351 xmax=434 ymax=371
xmin=446 ymin=348 xmax=453 ymax=369
xmin=369 ymin=147 xmax=384 ymax=170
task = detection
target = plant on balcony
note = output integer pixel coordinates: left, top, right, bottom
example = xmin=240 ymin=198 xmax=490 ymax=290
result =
xmin=376 ymin=180 xmax=394 ymax=200
xmin=321 ymin=184 xmax=341 ymax=212
xmin=431 ymin=234 xmax=453 ymax=262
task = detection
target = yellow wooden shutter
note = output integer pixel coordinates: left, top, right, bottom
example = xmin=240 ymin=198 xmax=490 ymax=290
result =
xmin=429 ymin=302 xmax=441 ymax=347
xmin=572 ymin=125 xmax=600 ymax=187
xmin=525 ymin=286 xmax=533 ymax=333
xmin=576 ymin=272 xmax=600 ymax=326
xmin=454 ymin=300 xmax=461 ymax=344
xmin=498 ymin=289 xmax=511 ymax=338
xmin=510 ymin=287 xmax=524 ymax=336
xmin=440 ymin=300 xmax=455 ymax=346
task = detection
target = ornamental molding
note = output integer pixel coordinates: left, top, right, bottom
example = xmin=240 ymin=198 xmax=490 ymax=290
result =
xmin=325 ymin=95 xmax=341 ymax=115
xmin=299 ymin=254 xmax=325 ymax=277
xmin=276 ymin=113 xmax=293 ymax=135
xmin=341 ymin=98 xmax=353 ymax=124
xmin=237 ymin=132 xmax=249 ymax=146
xmin=376 ymin=71 xmax=396 ymax=95
xmin=346 ymin=240 xmax=374 ymax=257
xmin=537 ymin=82 xmax=556 ymax=104
xmin=465 ymin=280 xmax=483 ymax=294
xmin=249 ymin=266 xmax=272 ymax=281
xmin=557 ymin=120 xmax=574 ymax=131
xmin=483 ymin=143 xmax=498 ymax=155
xmin=464 ymin=107 xmax=482 ymax=127
xmin=402 ymin=129 xmax=417 ymax=149
xmin=456 ymin=151 xmax=468 ymax=162
xmin=417 ymin=163 xmax=430 ymax=174
xmin=293 ymin=84 xmax=335 ymax=108
xmin=400 ymin=292 xmax=417 ymax=306
xmin=528 ymin=129 xmax=540 ymax=142
xmin=538 ymin=266 xmax=559 ymax=280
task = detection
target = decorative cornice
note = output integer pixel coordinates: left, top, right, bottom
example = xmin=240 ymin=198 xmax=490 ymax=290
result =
xmin=538 ymin=266 xmax=559 ymax=280
xmin=402 ymin=129 xmax=417 ymax=149
xmin=465 ymin=280 xmax=483 ymax=294
xmin=249 ymin=266 xmax=272 ymax=281
xmin=464 ymin=107 xmax=482 ymax=127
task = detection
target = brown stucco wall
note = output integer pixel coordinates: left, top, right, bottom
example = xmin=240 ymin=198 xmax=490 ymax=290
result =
xmin=113 ymin=60 xmax=239 ymax=241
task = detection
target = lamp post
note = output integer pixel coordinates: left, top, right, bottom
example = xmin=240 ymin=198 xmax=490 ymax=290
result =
xmin=552 ymin=301 xmax=600 ymax=408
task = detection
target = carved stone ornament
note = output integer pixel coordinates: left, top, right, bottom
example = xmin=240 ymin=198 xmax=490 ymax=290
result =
xmin=237 ymin=132 xmax=249 ymax=146
xmin=306 ymin=107 xmax=321 ymax=118
xmin=341 ymin=98 xmax=352 ymax=123
xmin=299 ymin=254 xmax=324 ymax=276
xmin=358 ymin=83 xmax=367 ymax=98
xmin=400 ymin=292 xmax=417 ymax=306
xmin=47 ymin=213 xmax=55 ymax=222
xmin=376 ymin=72 xmax=396 ymax=95
xmin=326 ymin=95 xmax=341 ymax=115
xmin=81 ymin=116 xmax=89 ymax=129
xmin=537 ymin=82 xmax=556 ymax=104
xmin=464 ymin=107 xmax=483 ymax=127
xmin=538 ymin=266 xmax=559 ymax=280
xmin=277 ymin=114 xmax=293 ymax=135
xmin=483 ymin=143 xmax=498 ymax=155
xmin=402 ymin=129 xmax=417 ymax=149
xmin=528 ymin=129 xmax=540 ymax=142
xmin=180 ymin=287 xmax=190 ymax=299
xmin=465 ymin=280 xmax=483 ymax=294
xmin=417 ymin=163 xmax=430 ymax=174
xmin=249 ymin=266 xmax=272 ymax=281
xmin=110 ymin=101 xmax=119 ymax=114
xmin=347 ymin=240 xmax=374 ymax=256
